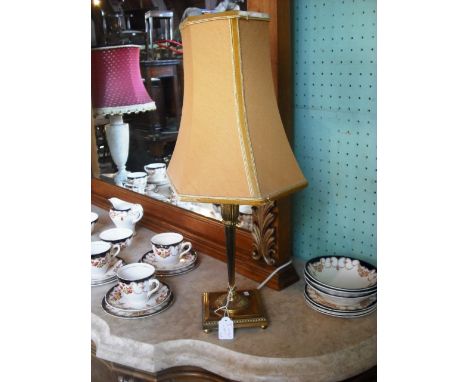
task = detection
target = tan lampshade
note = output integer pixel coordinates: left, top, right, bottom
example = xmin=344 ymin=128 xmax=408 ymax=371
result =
xmin=167 ymin=11 xmax=308 ymax=205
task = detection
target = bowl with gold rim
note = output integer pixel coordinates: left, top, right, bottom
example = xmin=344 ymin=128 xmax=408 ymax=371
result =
xmin=304 ymin=256 xmax=377 ymax=298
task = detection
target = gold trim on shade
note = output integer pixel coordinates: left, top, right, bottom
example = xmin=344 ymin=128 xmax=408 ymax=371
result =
xmin=180 ymin=11 xmax=270 ymax=31
xmin=169 ymin=176 xmax=307 ymax=206
xmin=230 ymin=17 xmax=260 ymax=197
xmin=167 ymin=11 xmax=308 ymax=205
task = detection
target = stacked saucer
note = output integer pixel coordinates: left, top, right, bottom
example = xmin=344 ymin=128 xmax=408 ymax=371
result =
xmin=304 ymin=256 xmax=377 ymax=318
xmin=91 ymin=212 xmax=99 ymax=234
xmin=102 ymin=281 xmax=173 ymax=319
xmin=139 ymin=250 xmax=200 ymax=277
xmin=91 ymin=256 xmax=125 ymax=287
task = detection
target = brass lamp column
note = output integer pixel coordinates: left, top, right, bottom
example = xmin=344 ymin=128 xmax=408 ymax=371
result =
xmin=206 ymin=203 xmax=268 ymax=330
xmin=167 ymin=11 xmax=308 ymax=331
xmin=214 ymin=204 xmax=249 ymax=312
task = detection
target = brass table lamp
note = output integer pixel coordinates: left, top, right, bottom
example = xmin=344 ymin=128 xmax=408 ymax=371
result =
xmin=167 ymin=11 xmax=308 ymax=331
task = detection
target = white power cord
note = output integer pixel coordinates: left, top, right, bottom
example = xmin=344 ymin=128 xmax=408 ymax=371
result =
xmin=256 ymin=260 xmax=293 ymax=290
xmin=214 ymin=259 xmax=293 ymax=318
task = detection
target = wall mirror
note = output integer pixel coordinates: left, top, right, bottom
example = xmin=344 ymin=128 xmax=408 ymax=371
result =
xmin=91 ymin=0 xmax=298 ymax=290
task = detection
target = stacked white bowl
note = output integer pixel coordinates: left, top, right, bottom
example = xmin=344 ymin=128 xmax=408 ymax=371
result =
xmin=304 ymin=256 xmax=377 ymax=318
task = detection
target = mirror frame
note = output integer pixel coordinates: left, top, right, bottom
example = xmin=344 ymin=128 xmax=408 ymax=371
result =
xmin=91 ymin=0 xmax=298 ymax=290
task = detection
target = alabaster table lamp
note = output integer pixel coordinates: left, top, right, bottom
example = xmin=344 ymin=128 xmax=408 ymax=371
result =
xmin=92 ymin=45 xmax=156 ymax=185
xmin=167 ymin=11 xmax=308 ymax=331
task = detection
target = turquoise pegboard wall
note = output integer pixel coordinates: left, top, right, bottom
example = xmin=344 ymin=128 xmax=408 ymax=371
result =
xmin=292 ymin=0 xmax=376 ymax=265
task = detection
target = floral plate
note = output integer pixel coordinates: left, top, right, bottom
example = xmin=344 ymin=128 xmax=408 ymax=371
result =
xmin=305 ymin=284 xmax=377 ymax=311
xmin=139 ymin=250 xmax=199 ymax=275
xmin=91 ymin=258 xmax=125 ymax=287
xmin=105 ymin=282 xmax=171 ymax=312
xmin=304 ymin=288 xmax=377 ymax=318
xmin=101 ymin=293 xmax=174 ymax=319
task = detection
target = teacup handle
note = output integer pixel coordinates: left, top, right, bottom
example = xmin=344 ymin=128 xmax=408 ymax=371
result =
xmin=132 ymin=204 xmax=144 ymax=224
xmin=110 ymin=244 xmax=121 ymax=258
xmin=103 ymin=244 xmax=121 ymax=272
xmin=147 ymin=278 xmax=160 ymax=300
xmin=179 ymin=241 xmax=192 ymax=258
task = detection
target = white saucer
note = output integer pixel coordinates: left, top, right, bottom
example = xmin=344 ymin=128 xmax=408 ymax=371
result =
xmin=139 ymin=250 xmax=198 ymax=273
xmin=102 ymin=292 xmax=174 ymax=319
xmin=91 ymin=258 xmax=125 ymax=286
xmin=105 ymin=282 xmax=171 ymax=312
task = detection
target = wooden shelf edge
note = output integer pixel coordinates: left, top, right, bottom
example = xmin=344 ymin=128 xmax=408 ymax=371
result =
xmin=92 ymin=178 xmax=299 ymax=290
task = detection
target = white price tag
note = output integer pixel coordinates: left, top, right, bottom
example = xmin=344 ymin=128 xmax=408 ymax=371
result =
xmin=218 ymin=317 xmax=234 ymax=340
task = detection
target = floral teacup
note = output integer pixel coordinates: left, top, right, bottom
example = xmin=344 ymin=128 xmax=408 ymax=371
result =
xmin=151 ymin=232 xmax=192 ymax=265
xmin=116 ymin=263 xmax=160 ymax=308
xmin=91 ymin=240 xmax=120 ymax=277
xmin=124 ymin=172 xmax=148 ymax=193
xmin=99 ymin=228 xmax=134 ymax=254
xmin=144 ymin=163 xmax=167 ymax=184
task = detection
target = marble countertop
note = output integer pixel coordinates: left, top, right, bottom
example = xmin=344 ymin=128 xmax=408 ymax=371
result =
xmin=91 ymin=205 xmax=376 ymax=382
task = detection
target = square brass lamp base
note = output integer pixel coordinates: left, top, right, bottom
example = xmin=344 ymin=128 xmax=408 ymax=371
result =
xmin=202 ymin=290 xmax=268 ymax=332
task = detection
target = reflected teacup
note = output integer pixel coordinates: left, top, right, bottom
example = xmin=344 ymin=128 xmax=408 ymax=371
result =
xmin=91 ymin=240 xmax=120 ymax=276
xmin=144 ymin=163 xmax=167 ymax=183
xmin=125 ymin=172 xmax=147 ymax=193
xmin=151 ymin=232 xmax=192 ymax=265
xmin=116 ymin=263 xmax=160 ymax=307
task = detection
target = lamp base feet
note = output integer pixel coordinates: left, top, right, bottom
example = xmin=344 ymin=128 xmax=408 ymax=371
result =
xmin=202 ymin=289 xmax=268 ymax=331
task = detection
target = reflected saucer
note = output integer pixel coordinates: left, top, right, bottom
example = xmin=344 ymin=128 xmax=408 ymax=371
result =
xmin=91 ymin=257 xmax=125 ymax=287
xmin=144 ymin=183 xmax=158 ymax=192
xmin=105 ymin=282 xmax=171 ymax=312
xmin=122 ymin=182 xmax=146 ymax=194
xmin=139 ymin=250 xmax=199 ymax=276
xmin=150 ymin=178 xmax=170 ymax=186
xmin=146 ymin=191 xmax=170 ymax=203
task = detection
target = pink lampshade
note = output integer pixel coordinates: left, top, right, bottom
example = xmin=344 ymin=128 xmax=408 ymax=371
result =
xmin=91 ymin=45 xmax=156 ymax=117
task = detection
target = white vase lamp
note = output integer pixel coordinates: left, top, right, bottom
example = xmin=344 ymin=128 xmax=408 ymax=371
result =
xmin=105 ymin=115 xmax=129 ymax=186
xmin=91 ymin=45 xmax=156 ymax=185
